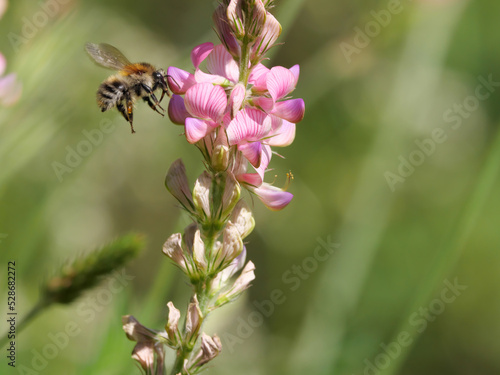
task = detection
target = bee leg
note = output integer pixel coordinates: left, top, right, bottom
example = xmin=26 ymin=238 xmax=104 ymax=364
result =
xmin=126 ymin=101 xmax=135 ymax=134
xmin=116 ymin=101 xmax=132 ymax=127
xmin=141 ymin=84 xmax=165 ymax=112
xmin=143 ymin=96 xmax=165 ymax=116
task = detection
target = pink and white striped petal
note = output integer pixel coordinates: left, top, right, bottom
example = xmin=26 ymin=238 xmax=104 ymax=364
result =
xmin=251 ymin=183 xmax=293 ymax=211
xmin=184 ymin=83 xmax=228 ymax=122
xmin=167 ymin=67 xmax=196 ymax=95
xmin=267 ymin=119 xmax=296 ymax=147
xmin=267 ymin=66 xmax=297 ymax=101
xmin=168 ymin=94 xmax=189 ymax=125
xmin=206 ymin=45 xmax=240 ymax=83
xmin=191 ymin=42 xmax=214 ymax=69
xmin=226 ymin=108 xmax=272 ymax=145
xmin=238 ymin=141 xmax=262 ymax=168
xmin=229 ymin=83 xmax=246 ymax=117
xmin=249 ymin=63 xmax=269 ymax=92
xmin=271 ymin=98 xmax=305 ymax=123
xmin=194 ymin=69 xmax=229 ymax=85
xmin=185 ymin=118 xmax=210 ymax=144
xmin=253 ymin=96 xmax=274 ymax=112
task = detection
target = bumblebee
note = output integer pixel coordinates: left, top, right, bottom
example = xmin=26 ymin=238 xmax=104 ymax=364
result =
xmin=85 ymin=42 xmax=170 ymax=133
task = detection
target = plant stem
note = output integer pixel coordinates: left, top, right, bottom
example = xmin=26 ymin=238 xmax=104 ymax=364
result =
xmin=0 ymin=299 xmax=50 ymax=348
xmin=239 ymin=38 xmax=251 ymax=86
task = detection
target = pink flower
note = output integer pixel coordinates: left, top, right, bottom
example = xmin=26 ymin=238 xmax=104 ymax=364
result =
xmin=226 ymin=108 xmax=272 ymax=168
xmin=183 ymin=83 xmax=228 ymax=143
xmin=251 ymin=65 xmax=305 ymax=124
xmin=249 ymin=183 xmax=293 ymax=211
xmin=167 ymin=43 xmax=240 ymax=93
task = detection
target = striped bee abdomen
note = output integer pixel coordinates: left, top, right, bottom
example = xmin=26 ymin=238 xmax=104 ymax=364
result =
xmin=97 ymin=77 xmax=127 ymax=112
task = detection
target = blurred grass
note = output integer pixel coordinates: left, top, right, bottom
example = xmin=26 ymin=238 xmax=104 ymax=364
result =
xmin=1 ymin=0 xmax=500 ymax=374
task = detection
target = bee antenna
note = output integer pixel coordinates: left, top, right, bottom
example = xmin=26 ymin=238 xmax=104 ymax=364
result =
xmin=165 ymin=74 xmax=181 ymax=91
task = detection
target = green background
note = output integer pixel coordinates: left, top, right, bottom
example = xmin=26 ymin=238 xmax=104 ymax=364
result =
xmin=1 ymin=0 xmax=500 ymax=374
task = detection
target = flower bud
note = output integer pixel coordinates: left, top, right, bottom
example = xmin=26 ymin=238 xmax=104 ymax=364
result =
xmin=185 ymin=295 xmax=203 ymax=345
xmin=210 ymin=246 xmax=247 ymax=292
xmin=216 ymin=261 xmax=255 ymax=306
xmin=193 ymin=171 xmax=212 ymax=221
xmin=162 ymin=233 xmax=188 ymax=273
xmin=184 ymin=225 xmax=207 ymax=272
xmin=220 ymin=174 xmax=241 ymax=220
xmin=165 ymin=302 xmax=181 ymax=346
xmin=165 ymin=159 xmax=195 ymax=214
xmin=230 ymin=200 xmax=255 ymax=239
xmin=213 ymin=3 xmax=241 ymax=58
xmin=122 ymin=315 xmax=166 ymax=373
xmin=250 ymin=11 xmax=281 ymax=63
xmin=191 ymin=333 xmax=222 ymax=368
xmin=212 ymin=222 xmax=243 ymax=270
xmin=227 ymin=0 xmax=245 ymax=39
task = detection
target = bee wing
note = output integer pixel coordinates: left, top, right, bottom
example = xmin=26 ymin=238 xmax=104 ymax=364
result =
xmin=85 ymin=43 xmax=131 ymax=70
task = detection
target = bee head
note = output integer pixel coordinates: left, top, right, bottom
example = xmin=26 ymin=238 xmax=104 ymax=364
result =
xmin=154 ymin=69 xmax=168 ymax=91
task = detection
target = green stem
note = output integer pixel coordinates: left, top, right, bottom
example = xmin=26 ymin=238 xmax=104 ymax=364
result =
xmin=238 ymin=38 xmax=251 ymax=86
xmin=0 ymin=299 xmax=50 ymax=348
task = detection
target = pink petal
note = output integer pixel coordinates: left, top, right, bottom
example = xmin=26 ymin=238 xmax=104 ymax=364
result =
xmin=194 ymin=69 xmax=229 ymax=85
xmin=206 ymin=44 xmax=239 ymax=83
xmin=184 ymin=83 xmax=227 ymax=122
xmin=237 ymin=173 xmax=263 ymax=187
xmin=191 ymin=42 xmax=214 ymax=69
xmin=289 ymin=65 xmax=300 ymax=83
xmin=267 ymin=66 xmax=297 ymax=101
xmin=238 ymin=141 xmax=262 ymax=168
xmin=168 ymin=94 xmax=189 ymax=125
xmin=185 ymin=118 xmax=210 ymax=143
xmin=249 ymin=63 xmax=269 ymax=92
xmin=228 ymin=83 xmax=246 ymax=117
xmin=167 ymin=67 xmax=196 ymax=95
xmin=271 ymin=98 xmax=305 ymax=123
xmin=226 ymin=108 xmax=272 ymax=145
xmin=235 ymin=143 xmax=270 ymax=186
xmin=251 ymin=183 xmax=293 ymax=211
xmin=253 ymin=97 xmax=274 ymax=112
xmin=267 ymin=120 xmax=296 ymax=147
